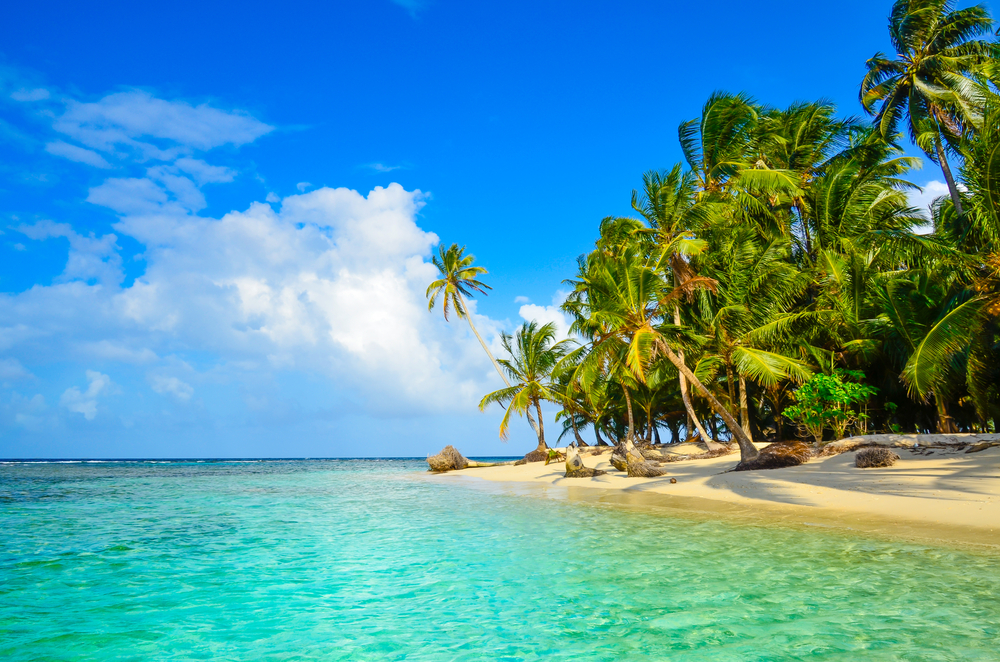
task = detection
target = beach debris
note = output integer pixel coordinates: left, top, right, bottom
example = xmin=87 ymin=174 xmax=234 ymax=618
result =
xmin=519 ymin=448 xmax=550 ymax=464
xmin=734 ymin=442 xmax=812 ymax=472
xmin=966 ymin=441 xmax=1000 ymax=454
xmin=856 ymin=447 xmax=900 ymax=468
xmin=427 ymin=445 xmax=469 ymax=472
xmin=564 ymin=446 xmax=607 ymax=478
xmin=545 ymin=449 xmax=567 ymax=465
xmin=610 ymin=445 xmax=628 ymax=472
xmin=625 ymin=439 xmax=667 ymax=478
xmin=670 ymin=478 xmax=677 ymax=484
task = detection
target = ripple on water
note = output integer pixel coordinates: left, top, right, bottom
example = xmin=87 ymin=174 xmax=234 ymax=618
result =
xmin=1 ymin=459 xmax=999 ymax=661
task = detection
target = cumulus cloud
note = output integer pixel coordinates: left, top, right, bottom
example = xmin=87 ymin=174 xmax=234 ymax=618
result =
xmin=45 ymin=141 xmax=112 ymax=168
xmin=2 ymin=182 xmax=504 ymax=414
xmin=296 ymin=181 xmax=312 ymax=192
xmin=60 ymin=370 xmax=112 ymax=420
xmin=518 ymin=291 xmax=574 ymax=340
xmin=15 ymin=220 xmax=122 ymax=284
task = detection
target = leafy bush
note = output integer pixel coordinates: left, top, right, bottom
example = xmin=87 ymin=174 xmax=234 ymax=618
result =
xmin=784 ymin=370 xmax=878 ymax=444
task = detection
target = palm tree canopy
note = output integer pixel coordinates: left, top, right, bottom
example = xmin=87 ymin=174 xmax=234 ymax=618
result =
xmin=426 ymin=243 xmax=491 ymax=321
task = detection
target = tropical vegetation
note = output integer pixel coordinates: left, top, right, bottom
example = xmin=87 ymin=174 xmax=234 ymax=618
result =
xmin=432 ymin=0 xmax=1000 ymax=460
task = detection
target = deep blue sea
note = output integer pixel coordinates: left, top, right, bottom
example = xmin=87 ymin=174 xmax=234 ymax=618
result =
xmin=2 ymin=459 xmax=999 ymax=661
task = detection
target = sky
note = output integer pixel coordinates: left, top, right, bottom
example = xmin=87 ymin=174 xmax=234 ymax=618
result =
xmin=0 ymin=0 xmax=989 ymax=458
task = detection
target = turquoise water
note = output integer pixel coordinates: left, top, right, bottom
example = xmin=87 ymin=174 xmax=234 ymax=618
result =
xmin=2 ymin=460 xmax=999 ymax=661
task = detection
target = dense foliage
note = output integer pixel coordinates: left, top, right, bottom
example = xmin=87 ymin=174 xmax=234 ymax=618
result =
xmin=450 ymin=1 xmax=1000 ymax=459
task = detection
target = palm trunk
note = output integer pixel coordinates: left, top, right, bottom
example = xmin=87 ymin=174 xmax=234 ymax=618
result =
xmin=459 ymin=293 xmax=541 ymax=438
xmin=653 ymin=424 xmax=661 ymax=445
xmin=594 ymin=425 xmax=608 ymax=446
xmin=725 ymin=364 xmax=738 ymax=420
xmin=533 ymin=399 xmax=546 ymax=452
xmin=645 ymin=403 xmax=654 ymax=442
xmin=935 ymin=392 xmax=956 ymax=434
xmin=571 ymin=415 xmax=588 ymax=447
xmin=675 ymin=304 xmax=712 ymax=444
xmin=739 ymin=374 xmax=753 ymax=443
xmin=623 ymin=387 xmax=635 ymax=443
xmin=935 ymin=136 xmax=964 ymax=217
xmin=660 ymin=342 xmax=759 ymax=461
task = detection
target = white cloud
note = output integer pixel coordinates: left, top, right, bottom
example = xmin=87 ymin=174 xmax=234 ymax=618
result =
xmin=907 ymin=181 xmax=968 ymax=235
xmin=53 ymin=90 xmax=273 ymax=159
xmin=0 ymin=183 xmax=506 ymax=415
xmin=518 ymin=291 xmax=573 ymax=340
xmin=266 ymin=192 xmax=280 ymax=203
xmin=366 ymin=163 xmax=402 ymax=172
xmin=296 ymin=181 xmax=312 ymax=192
xmin=513 ymin=295 xmax=530 ymax=304
xmin=15 ymin=220 xmax=122 ymax=285
xmin=45 ymin=141 xmax=112 ymax=168
xmin=60 ymin=370 xmax=112 ymax=420
xmin=0 ymin=358 xmax=32 ymax=381
xmin=150 ymin=375 xmax=194 ymax=400
xmin=11 ymin=88 xmax=50 ymax=102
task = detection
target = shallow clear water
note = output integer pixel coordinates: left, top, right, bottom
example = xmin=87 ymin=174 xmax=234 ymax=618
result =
xmin=2 ymin=459 xmax=999 ymax=661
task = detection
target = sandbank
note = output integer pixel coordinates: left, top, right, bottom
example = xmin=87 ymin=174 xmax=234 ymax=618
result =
xmin=434 ymin=437 xmax=1000 ymax=550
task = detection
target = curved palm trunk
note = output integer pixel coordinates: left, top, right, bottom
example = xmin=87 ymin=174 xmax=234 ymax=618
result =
xmin=674 ymin=304 xmax=712 ymax=444
xmin=594 ymin=425 xmax=609 ymax=446
xmin=660 ymin=342 xmax=759 ymax=461
xmin=570 ymin=414 xmax=588 ymax=447
xmin=738 ymin=374 xmax=754 ymax=443
xmin=623 ymin=387 xmax=636 ymax=443
xmin=935 ymin=136 xmax=964 ymax=216
xmin=458 ymin=293 xmax=541 ymax=438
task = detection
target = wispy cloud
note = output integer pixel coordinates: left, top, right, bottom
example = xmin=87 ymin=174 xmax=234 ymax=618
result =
xmin=45 ymin=141 xmax=112 ymax=168
xmin=296 ymin=181 xmax=312 ymax=192
xmin=390 ymin=0 xmax=426 ymax=17
xmin=365 ymin=162 xmax=404 ymax=173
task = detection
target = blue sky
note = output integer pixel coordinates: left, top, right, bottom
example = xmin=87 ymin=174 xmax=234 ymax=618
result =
xmin=0 ymin=0 xmax=987 ymax=458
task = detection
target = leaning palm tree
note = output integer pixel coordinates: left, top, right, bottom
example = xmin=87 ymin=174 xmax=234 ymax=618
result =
xmin=479 ymin=321 xmax=574 ymax=456
xmin=426 ymin=243 xmax=540 ymax=435
xmin=859 ymin=0 xmax=994 ymax=215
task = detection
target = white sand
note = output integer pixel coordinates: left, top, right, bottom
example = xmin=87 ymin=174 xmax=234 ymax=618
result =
xmin=434 ymin=441 xmax=1000 ymax=549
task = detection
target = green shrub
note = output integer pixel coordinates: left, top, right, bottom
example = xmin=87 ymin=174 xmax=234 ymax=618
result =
xmin=784 ymin=370 xmax=878 ymax=444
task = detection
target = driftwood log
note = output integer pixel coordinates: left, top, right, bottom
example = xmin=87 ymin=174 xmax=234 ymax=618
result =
xmin=426 ymin=446 xmax=516 ymax=472
xmin=610 ymin=445 xmax=628 ymax=472
xmin=564 ymin=446 xmax=607 ymax=478
xmin=734 ymin=442 xmax=812 ymax=472
xmin=625 ymin=440 xmax=666 ymax=478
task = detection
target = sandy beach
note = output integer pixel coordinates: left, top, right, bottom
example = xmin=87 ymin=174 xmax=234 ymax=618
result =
xmin=437 ymin=438 xmax=1000 ymax=549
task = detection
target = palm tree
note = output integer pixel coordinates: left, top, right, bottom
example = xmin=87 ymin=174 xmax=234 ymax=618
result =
xmin=426 ymin=243 xmax=541 ymax=436
xmin=563 ymin=246 xmax=760 ymax=462
xmin=859 ymin=0 xmax=994 ymax=215
xmin=479 ymin=321 xmax=574 ymax=454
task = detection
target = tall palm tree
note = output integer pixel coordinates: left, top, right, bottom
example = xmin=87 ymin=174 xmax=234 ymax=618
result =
xmin=426 ymin=243 xmax=541 ymax=435
xmin=860 ymin=0 xmax=994 ymax=215
xmin=479 ymin=321 xmax=574 ymax=454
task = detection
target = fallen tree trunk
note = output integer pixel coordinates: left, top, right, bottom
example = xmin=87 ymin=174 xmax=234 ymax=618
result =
xmin=625 ymin=440 xmax=666 ymax=478
xmin=427 ymin=446 xmax=516 ymax=472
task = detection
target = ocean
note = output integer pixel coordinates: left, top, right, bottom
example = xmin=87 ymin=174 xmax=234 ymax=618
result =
xmin=2 ymin=459 xmax=998 ymax=661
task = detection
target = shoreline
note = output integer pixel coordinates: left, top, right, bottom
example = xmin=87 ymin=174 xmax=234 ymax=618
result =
xmin=431 ymin=442 xmax=1000 ymax=551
